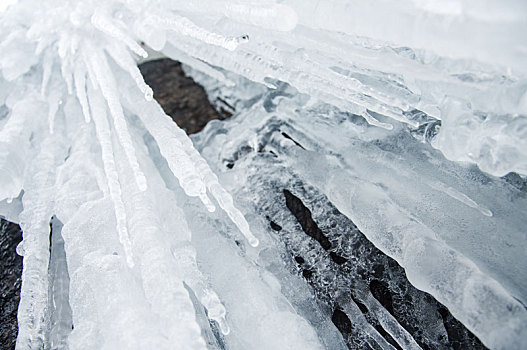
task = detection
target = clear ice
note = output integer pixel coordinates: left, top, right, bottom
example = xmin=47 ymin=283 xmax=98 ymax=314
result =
xmin=0 ymin=0 xmax=526 ymax=349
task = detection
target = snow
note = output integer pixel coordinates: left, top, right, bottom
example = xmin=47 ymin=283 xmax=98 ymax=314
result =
xmin=0 ymin=0 xmax=525 ymax=349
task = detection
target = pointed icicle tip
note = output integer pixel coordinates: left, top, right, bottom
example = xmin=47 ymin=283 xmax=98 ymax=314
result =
xmin=16 ymin=241 xmax=25 ymax=256
xmin=200 ymin=193 xmax=216 ymax=212
xmin=144 ymin=87 xmax=153 ymax=101
xmin=218 ymin=319 xmax=231 ymax=335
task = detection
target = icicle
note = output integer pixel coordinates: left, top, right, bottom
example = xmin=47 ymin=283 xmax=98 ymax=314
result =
xmin=150 ymin=105 xmax=258 ymax=245
xmin=0 ymin=99 xmax=37 ymax=201
xmin=163 ymin=45 xmax=235 ymax=87
xmin=91 ymin=9 xmax=148 ymax=58
xmin=126 ymin=91 xmax=258 ymax=246
xmin=165 ymin=35 xmax=376 ymax=128
xmin=105 ymin=43 xmax=153 ymax=101
xmin=86 ymin=48 xmax=147 ymax=192
xmin=40 ymin=51 xmax=53 ymax=97
xmin=35 ymin=36 xmax=55 ymax=56
xmin=430 ymin=182 xmax=493 ymax=217
xmin=203 ymin=175 xmax=259 ymax=247
xmin=87 ymin=82 xmax=135 ymax=268
xmin=16 ymin=132 xmax=64 ymax=350
xmin=224 ymin=3 xmax=298 ymax=32
xmin=60 ymin=57 xmax=73 ymax=95
xmin=81 ymin=48 xmax=98 ymax=91
xmin=47 ymin=218 xmax=73 ymax=349
xmin=166 ymin=235 xmax=230 ymax=336
xmin=179 ymin=137 xmax=259 ymax=246
xmin=361 ymin=110 xmax=393 ymax=130
xmin=47 ymin=98 xmax=59 ymax=134
xmin=129 ymin=98 xmax=215 ymax=211
xmin=198 ymin=288 xmax=230 ymax=335
xmin=57 ymin=32 xmax=69 ymax=60
xmin=171 ymin=245 xmax=231 ymax=335
xmin=153 ymin=13 xmax=240 ymax=51
xmin=114 ymin=145 xmax=209 ymax=348
xmin=73 ymin=63 xmax=91 ymax=123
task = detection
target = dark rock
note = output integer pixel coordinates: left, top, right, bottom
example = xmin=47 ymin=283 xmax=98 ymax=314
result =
xmin=269 ymin=221 xmax=282 ymax=232
xmin=279 ymin=184 xmax=486 ymax=349
xmin=369 ymin=280 xmax=394 ymax=315
xmin=0 ymin=219 xmax=23 ymax=350
xmin=332 ymin=308 xmax=352 ymax=336
xmin=283 ymin=189 xmax=332 ymax=250
xmin=294 ymin=256 xmax=305 ymax=264
xmin=302 ymin=269 xmax=314 ymax=280
xmin=329 ymin=252 xmax=348 ymax=265
xmin=351 ymin=296 xmax=369 ymax=315
xmin=138 ymin=58 xmax=227 ymax=135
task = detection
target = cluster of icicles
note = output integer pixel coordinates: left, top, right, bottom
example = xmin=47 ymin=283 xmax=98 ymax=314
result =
xmin=1 ymin=0 xmax=526 ymax=348
xmin=0 ymin=0 xmax=293 ymax=348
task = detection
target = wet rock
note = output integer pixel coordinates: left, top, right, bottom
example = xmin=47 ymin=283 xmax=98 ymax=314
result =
xmin=0 ymin=219 xmax=23 ymax=350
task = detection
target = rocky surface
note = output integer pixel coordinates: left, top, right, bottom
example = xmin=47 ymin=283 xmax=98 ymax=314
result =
xmin=0 ymin=219 xmax=23 ymax=350
xmin=139 ymin=58 xmax=230 ymax=135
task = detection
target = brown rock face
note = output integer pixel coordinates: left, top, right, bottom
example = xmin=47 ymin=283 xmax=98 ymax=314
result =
xmin=138 ymin=58 xmax=228 ymax=135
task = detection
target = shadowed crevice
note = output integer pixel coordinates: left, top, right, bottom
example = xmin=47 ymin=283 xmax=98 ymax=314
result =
xmin=283 ymin=189 xmax=331 ymax=250
xmin=283 ymin=189 xmax=348 ymax=266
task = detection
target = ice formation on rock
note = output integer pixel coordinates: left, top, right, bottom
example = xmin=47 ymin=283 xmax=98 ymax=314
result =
xmin=0 ymin=0 xmax=526 ymax=349
xmin=187 ymin=65 xmax=527 ymax=349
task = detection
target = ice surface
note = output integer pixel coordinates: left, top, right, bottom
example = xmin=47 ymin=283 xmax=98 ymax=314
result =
xmin=47 ymin=218 xmax=73 ymax=350
xmin=0 ymin=0 xmax=526 ymax=349
xmin=188 ymin=71 xmax=527 ymax=349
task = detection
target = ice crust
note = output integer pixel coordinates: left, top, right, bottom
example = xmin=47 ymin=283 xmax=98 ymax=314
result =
xmin=188 ymin=69 xmax=527 ymax=349
xmin=0 ymin=0 xmax=526 ymax=349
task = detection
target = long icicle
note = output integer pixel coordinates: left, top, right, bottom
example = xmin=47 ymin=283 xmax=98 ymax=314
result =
xmin=16 ymin=130 xmax=64 ymax=350
xmin=87 ymin=80 xmax=134 ymax=268
xmin=124 ymin=90 xmax=258 ymax=247
xmin=73 ymin=62 xmax=91 ymax=123
xmin=86 ymin=47 xmax=148 ymax=192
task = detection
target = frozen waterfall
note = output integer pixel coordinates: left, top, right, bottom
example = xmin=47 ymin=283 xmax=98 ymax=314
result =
xmin=0 ymin=0 xmax=526 ymax=349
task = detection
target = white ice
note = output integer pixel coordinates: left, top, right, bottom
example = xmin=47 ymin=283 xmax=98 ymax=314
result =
xmin=0 ymin=0 xmax=526 ymax=349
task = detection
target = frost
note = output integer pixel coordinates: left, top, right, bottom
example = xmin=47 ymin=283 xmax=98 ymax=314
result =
xmin=0 ymin=0 xmax=526 ymax=350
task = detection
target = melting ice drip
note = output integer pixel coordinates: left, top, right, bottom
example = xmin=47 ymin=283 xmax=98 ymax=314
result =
xmin=0 ymin=0 xmax=526 ymax=349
